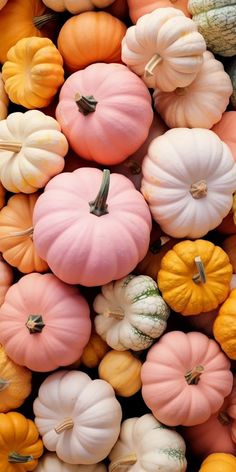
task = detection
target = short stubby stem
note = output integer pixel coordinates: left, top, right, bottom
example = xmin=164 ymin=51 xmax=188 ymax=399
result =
xmin=0 ymin=378 xmax=10 ymax=391
xmin=218 ymin=411 xmax=231 ymax=426
xmin=109 ymin=453 xmax=137 ymax=472
xmin=8 ymin=452 xmax=34 ymax=463
xmin=190 ymin=180 xmax=207 ymax=199
xmin=175 ymin=87 xmax=187 ymax=96
xmin=55 ymin=418 xmax=74 ymax=434
xmin=89 ymin=169 xmax=110 ymax=216
xmin=0 ymin=141 xmax=22 ymax=153
xmin=75 ymin=93 xmax=98 ymax=116
xmin=145 ymin=53 xmax=162 ymax=77
xmin=185 ymin=365 xmax=204 ymax=385
xmin=104 ymin=308 xmax=124 ymax=320
xmin=26 ymin=315 xmax=45 ymax=334
xmin=192 ymin=256 xmax=206 ymax=284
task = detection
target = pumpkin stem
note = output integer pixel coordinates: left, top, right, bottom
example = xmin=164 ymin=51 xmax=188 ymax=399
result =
xmin=218 ymin=411 xmax=231 ymax=426
xmin=0 ymin=141 xmax=22 ymax=152
xmin=109 ymin=453 xmax=137 ymax=471
xmin=26 ymin=315 xmax=45 ymax=334
xmin=0 ymin=227 xmax=34 ymax=241
xmin=33 ymin=12 xmax=58 ymax=29
xmin=192 ymin=256 xmax=206 ymax=284
xmin=8 ymin=452 xmax=34 ymax=463
xmin=185 ymin=365 xmax=204 ymax=385
xmin=103 ymin=308 xmax=124 ymax=320
xmin=190 ymin=180 xmax=207 ymax=199
xmin=89 ymin=169 xmax=110 ymax=217
xmin=75 ymin=93 xmax=98 ymax=116
xmin=150 ymin=236 xmax=171 ymax=254
xmin=55 ymin=418 xmax=74 ymax=434
xmin=145 ymin=53 xmax=162 ymax=77
xmin=0 ymin=378 xmax=10 ymax=391
xmin=124 ymin=159 xmax=141 ymax=175
xmin=175 ymin=87 xmax=187 ymax=96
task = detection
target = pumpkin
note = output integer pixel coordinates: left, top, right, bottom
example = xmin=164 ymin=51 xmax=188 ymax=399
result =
xmin=226 ymin=57 xmax=236 ymax=109
xmin=81 ymin=332 xmax=110 ymax=369
xmin=199 ymin=453 xmax=236 ymax=472
xmin=94 ymin=274 xmax=170 ymax=351
xmin=141 ymin=330 xmax=233 ymax=426
xmin=33 ymin=168 xmax=152 ymax=286
xmin=158 ymin=239 xmax=232 ymax=316
xmin=105 ymin=0 xmax=128 ymax=19
xmin=0 ymin=256 xmax=13 ymax=306
xmin=33 ymin=370 xmax=122 ymax=464
xmin=98 ymin=350 xmax=142 ymax=397
xmin=2 ymin=37 xmax=64 ymax=109
xmin=0 ymin=345 xmax=32 ymax=413
xmin=222 ymin=235 xmax=236 ymax=272
xmin=0 ymin=0 xmax=8 ymax=9
xmin=0 ymin=0 xmax=58 ymax=64
xmin=127 ymin=0 xmax=190 ymax=23
xmin=109 ymin=413 xmax=187 ymax=471
xmin=57 ymin=12 xmax=126 ymax=73
xmin=212 ymin=112 xmax=236 ymax=162
xmin=35 ymin=453 xmax=107 ymax=471
xmin=188 ymin=0 xmax=236 ymax=57
xmin=213 ymin=289 xmax=236 ymax=360
xmin=141 ymin=128 xmax=236 ymax=238
xmin=0 ymin=273 xmax=91 ymax=372
xmin=0 ymin=110 xmax=68 ymax=193
xmin=0 ymin=193 xmax=48 ymax=274
xmin=0 ymin=73 xmax=8 ymax=121
xmin=42 ymin=0 xmax=115 ymax=13
xmin=0 ymin=411 xmax=43 ymax=471
xmin=121 ymin=7 xmax=206 ymax=91
xmin=154 ymin=51 xmax=232 ymax=129
xmin=55 ymin=63 xmax=153 ymax=165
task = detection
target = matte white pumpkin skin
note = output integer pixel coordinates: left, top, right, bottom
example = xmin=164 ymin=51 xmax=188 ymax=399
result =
xmin=0 ymin=73 xmax=8 ymax=121
xmin=94 ymin=274 xmax=170 ymax=351
xmin=141 ymin=128 xmax=236 ymax=239
xmin=121 ymin=7 xmax=206 ymax=92
xmin=0 ymin=110 xmax=68 ymax=193
xmin=189 ymin=0 xmax=236 ymax=57
xmin=109 ymin=414 xmax=187 ymax=472
xmin=33 ymin=370 xmax=122 ymax=465
xmin=154 ymin=51 xmax=233 ymax=129
xmin=35 ymin=453 xmax=107 ymax=472
xmin=42 ymin=0 xmax=114 ymax=13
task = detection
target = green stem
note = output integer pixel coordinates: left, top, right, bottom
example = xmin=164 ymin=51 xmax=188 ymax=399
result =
xmin=26 ymin=315 xmax=45 ymax=334
xmin=75 ymin=93 xmax=98 ymax=116
xmin=185 ymin=365 xmax=204 ymax=385
xmin=192 ymin=256 xmax=206 ymax=284
xmin=33 ymin=12 xmax=58 ymax=29
xmin=9 ymin=452 xmax=34 ymax=463
xmin=0 ymin=378 xmax=10 ymax=391
xmin=89 ymin=170 xmax=110 ymax=217
xmin=218 ymin=411 xmax=231 ymax=426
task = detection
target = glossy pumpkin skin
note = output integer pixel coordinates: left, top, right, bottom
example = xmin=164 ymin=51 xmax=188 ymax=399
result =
xmin=0 ymin=345 xmax=32 ymax=413
xmin=57 ymin=11 xmax=126 ymax=72
xmin=189 ymin=0 xmax=236 ymax=57
xmin=158 ymin=240 xmax=232 ymax=316
xmin=0 ymin=411 xmax=43 ymax=472
xmin=141 ymin=331 xmax=233 ymax=427
xmin=0 ymin=193 xmax=49 ymax=274
xmin=56 ymin=63 xmax=153 ymax=165
xmin=222 ymin=235 xmax=236 ymax=272
xmin=0 ymin=73 xmax=8 ymax=121
xmin=212 ymin=112 xmax=236 ymax=162
xmin=226 ymin=57 xmax=236 ymax=108
xmin=0 ymin=256 xmax=13 ymax=306
xmin=2 ymin=37 xmax=64 ymax=109
xmin=127 ymin=0 xmax=190 ymax=23
xmin=0 ymin=273 xmax=91 ymax=372
xmin=35 ymin=453 xmax=107 ymax=471
xmin=213 ymin=289 xmax=236 ymax=360
xmin=33 ymin=168 xmax=152 ymax=287
xmin=199 ymin=453 xmax=236 ymax=472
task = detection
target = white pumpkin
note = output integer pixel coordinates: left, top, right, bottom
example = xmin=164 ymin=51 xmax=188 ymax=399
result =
xmin=109 ymin=414 xmax=187 ymax=472
xmin=33 ymin=370 xmax=122 ymax=465
xmin=121 ymin=7 xmax=206 ymax=92
xmin=94 ymin=274 xmax=170 ymax=351
xmin=42 ymin=0 xmax=115 ymax=13
xmin=35 ymin=453 xmax=107 ymax=472
xmin=0 ymin=110 xmax=68 ymax=193
xmin=153 ymin=51 xmax=233 ymax=129
xmin=141 ymin=128 xmax=236 ymax=239
xmin=0 ymin=73 xmax=8 ymax=121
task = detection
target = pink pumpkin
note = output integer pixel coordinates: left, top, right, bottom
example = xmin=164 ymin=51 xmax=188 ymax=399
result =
xmin=0 ymin=273 xmax=91 ymax=372
xmin=127 ymin=0 xmax=190 ymax=23
xmin=141 ymin=331 xmax=233 ymax=426
xmin=55 ymin=62 xmax=153 ymax=165
xmin=212 ymin=112 xmax=236 ymax=162
xmin=33 ymin=168 xmax=152 ymax=286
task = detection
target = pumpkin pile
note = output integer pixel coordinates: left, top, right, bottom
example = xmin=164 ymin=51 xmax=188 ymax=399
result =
xmin=0 ymin=1 xmax=235 ymax=471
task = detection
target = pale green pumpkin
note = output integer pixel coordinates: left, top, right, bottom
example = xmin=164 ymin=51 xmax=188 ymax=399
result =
xmin=226 ymin=57 xmax=236 ymax=109
xmin=188 ymin=0 xmax=236 ymax=57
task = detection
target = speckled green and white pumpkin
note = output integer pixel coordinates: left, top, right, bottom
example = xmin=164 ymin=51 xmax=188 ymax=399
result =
xmin=188 ymin=0 xmax=236 ymax=57
xmin=35 ymin=453 xmax=107 ymax=472
xmin=109 ymin=414 xmax=187 ymax=472
xmin=94 ymin=274 xmax=170 ymax=351
xmin=226 ymin=57 xmax=236 ymax=109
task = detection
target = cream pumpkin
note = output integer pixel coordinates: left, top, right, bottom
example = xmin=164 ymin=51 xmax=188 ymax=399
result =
xmin=35 ymin=453 xmax=107 ymax=471
xmin=42 ymin=0 xmax=115 ymax=12
xmin=0 ymin=110 xmax=68 ymax=193
xmin=0 ymin=74 xmax=8 ymax=121
xmin=121 ymin=7 xmax=206 ymax=91
xmin=141 ymin=128 xmax=236 ymax=238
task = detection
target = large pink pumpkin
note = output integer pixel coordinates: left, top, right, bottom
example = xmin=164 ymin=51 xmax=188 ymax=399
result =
xmin=33 ymin=168 xmax=152 ymax=286
xmin=127 ymin=0 xmax=190 ymax=23
xmin=212 ymin=112 xmax=236 ymax=162
xmin=141 ymin=331 xmax=233 ymax=427
xmin=0 ymin=273 xmax=91 ymax=372
xmin=55 ymin=62 xmax=153 ymax=165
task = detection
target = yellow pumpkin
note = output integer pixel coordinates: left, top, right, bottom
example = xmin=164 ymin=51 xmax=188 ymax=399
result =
xmin=98 ymin=350 xmax=142 ymax=397
xmin=158 ymin=239 xmax=232 ymax=316
xmin=0 ymin=345 xmax=32 ymax=412
xmin=2 ymin=37 xmax=64 ymax=109
xmin=0 ymin=411 xmax=43 ymax=471
xmin=222 ymin=235 xmax=236 ymax=272
xmin=199 ymin=453 xmax=236 ymax=472
xmin=213 ymin=289 xmax=236 ymax=360
xmin=0 ymin=73 xmax=8 ymax=121
xmin=81 ymin=331 xmax=110 ymax=368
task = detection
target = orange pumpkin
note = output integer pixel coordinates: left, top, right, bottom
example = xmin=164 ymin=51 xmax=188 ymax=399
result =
xmin=222 ymin=235 xmax=236 ymax=272
xmin=57 ymin=11 xmax=127 ymax=72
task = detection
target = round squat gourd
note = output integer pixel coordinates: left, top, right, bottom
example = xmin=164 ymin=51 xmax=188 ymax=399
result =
xmin=199 ymin=453 xmax=236 ymax=472
xmin=127 ymin=0 xmax=190 ymax=23
xmin=35 ymin=453 xmax=107 ymax=471
xmin=213 ymin=289 xmax=236 ymax=360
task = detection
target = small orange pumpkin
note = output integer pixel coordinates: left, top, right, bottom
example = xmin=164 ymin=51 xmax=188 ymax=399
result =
xmin=222 ymin=235 xmax=236 ymax=272
xmin=71 ymin=331 xmax=110 ymax=369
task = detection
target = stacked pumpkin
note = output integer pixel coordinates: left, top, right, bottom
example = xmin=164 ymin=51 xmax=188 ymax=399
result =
xmin=0 ymin=1 xmax=235 ymax=471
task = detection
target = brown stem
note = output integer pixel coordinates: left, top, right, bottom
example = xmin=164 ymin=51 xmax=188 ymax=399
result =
xmin=0 ymin=141 xmax=22 ymax=152
xmin=33 ymin=12 xmax=58 ymax=29
xmin=124 ymin=159 xmax=141 ymax=175
xmin=26 ymin=315 xmax=45 ymax=334
xmin=218 ymin=411 xmax=231 ymax=426
xmin=89 ymin=169 xmax=110 ymax=216
xmin=8 ymin=452 xmax=34 ymax=463
xmin=103 ymin=309 xmax=124 ymax=320
xmin=175 ymin=87 xmax=187 ymax=96
xmin=55 ymin=418 xmax=74 ymax=434
xmin=109 ymin=453 xmax=137 ymax=472
xmin=0 ymin=378 xmax=10 ymax=391
xmin=75 ymin=93 xmax=98 ymax=116
xmin=145 ymin=54 xmax=162 ymax=77
xmin=0 ymin=227 xmax=34 ymax=241
xmin=192 ymin=256 xmax=206 ymax=284
xmin=190 ymin=180 xmax=207 ymax=199
xmin=185 ymin=365 xmax=204 ymax=384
